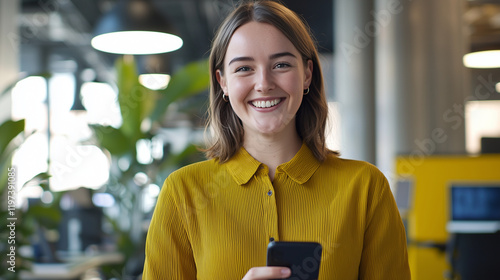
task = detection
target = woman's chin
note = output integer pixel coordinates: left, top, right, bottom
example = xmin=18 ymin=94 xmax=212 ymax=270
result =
xmin=247 ymin=118 xmax=296 ymax=137
xmin=253 ymin=124 xmax=288 ymax=136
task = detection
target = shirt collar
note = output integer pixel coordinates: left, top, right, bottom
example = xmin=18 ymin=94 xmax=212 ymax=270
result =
xmin=225 ymin=147 xmax=262 ymax=185
xmin=224 ymin=143 xmax=321 ymax=186
xmin=278 ymin=143 xmax=321 ymax=184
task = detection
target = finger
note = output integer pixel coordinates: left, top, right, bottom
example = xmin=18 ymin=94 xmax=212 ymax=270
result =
xmin=242 ymin=266 xmax=291 ymax=280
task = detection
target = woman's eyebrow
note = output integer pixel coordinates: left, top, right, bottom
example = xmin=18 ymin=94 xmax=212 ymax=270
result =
xmin=228 ymin=56 xmax=254 ymax=66
xmin=269 ymin=52 xmax=296 ymax=60
xmin=228 ymin=52 xmax=297 ymax=66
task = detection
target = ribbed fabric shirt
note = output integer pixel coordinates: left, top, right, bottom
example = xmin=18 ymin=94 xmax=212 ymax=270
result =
xmin=143 ymin=143 xmax=410 ymax=279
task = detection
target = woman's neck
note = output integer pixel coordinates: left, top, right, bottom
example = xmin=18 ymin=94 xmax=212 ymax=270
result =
xmin=243 ymin=129 xmax=302 ymax=180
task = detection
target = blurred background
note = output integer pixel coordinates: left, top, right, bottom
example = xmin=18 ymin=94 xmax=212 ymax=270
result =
xmin=0 ymin=0 xmax=499 ymax=279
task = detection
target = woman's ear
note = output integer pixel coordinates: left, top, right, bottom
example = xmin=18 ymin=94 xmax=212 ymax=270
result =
xmin=216 ymin=69 xmax=227 ymax=93
xmin=304 ymin=60 xmax=313 ymax=89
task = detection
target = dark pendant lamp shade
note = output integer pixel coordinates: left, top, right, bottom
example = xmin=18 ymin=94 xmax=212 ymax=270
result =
xmin=72 ymin=70 xmax=86 ymax=111
xmin=70 ymin=91 xmax=86 ymax=111
xmin=91 ymin=0 xmax=183 ymax=55
xmin=137 ymin=54 xmax=171 ymax=90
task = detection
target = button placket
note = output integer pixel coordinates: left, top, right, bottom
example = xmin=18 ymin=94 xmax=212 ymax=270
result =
xmin=259 ymin=168 xmax=279 ymax=243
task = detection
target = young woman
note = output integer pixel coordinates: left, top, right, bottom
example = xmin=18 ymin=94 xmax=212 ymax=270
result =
xmin=142 ymin=1 xmax=410 ymax=279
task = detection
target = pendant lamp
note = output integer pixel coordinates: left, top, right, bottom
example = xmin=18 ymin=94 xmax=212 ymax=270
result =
xmin=137 ymin=54 xmax=171 ymax=90
xmin=91 ymin=0 xmax=183 ymax=55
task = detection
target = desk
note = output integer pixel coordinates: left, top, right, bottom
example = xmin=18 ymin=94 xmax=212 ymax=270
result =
xmin=20 ymin=252 xmax=124 ymax=280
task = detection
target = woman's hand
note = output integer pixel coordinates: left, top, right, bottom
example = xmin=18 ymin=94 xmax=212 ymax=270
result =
xmin=242 ymin=266 xmax=291 ymax=280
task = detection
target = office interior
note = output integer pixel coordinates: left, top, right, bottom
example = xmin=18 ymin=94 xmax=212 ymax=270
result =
xmin=0 ymin=0 xmax=499 ymax=279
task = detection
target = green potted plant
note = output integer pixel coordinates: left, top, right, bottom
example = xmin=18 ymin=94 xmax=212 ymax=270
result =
xmin=91 ymin=56 xmax=210 ymax=278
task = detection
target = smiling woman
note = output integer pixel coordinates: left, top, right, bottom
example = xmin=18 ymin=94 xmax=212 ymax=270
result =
xmin=142 ymin=1 xmax=410 ymax=279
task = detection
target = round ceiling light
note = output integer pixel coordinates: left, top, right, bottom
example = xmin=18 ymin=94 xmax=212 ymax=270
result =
xmin=463 ymin=50 xmax=500 ymax=68
xmin=91 ymin=31 xmax=183 ymax=55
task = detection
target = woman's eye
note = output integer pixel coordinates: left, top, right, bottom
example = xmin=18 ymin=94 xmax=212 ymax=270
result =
xmin=235 ymin=66 xmax=251 ymax=72
xmin=275 ymin=62 xmax=291 ymax=69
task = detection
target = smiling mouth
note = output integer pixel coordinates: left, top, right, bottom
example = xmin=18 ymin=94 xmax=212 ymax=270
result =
xmin=251 ymin=98 xmax=283 ymax=108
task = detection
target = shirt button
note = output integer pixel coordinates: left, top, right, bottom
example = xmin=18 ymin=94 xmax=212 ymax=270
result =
xmin=267 ymin=190 xmax=273 ymax=196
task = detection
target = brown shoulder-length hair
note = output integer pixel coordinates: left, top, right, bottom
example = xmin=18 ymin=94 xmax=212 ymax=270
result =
xmin=204 ymin=0 xmax=337 ymax=162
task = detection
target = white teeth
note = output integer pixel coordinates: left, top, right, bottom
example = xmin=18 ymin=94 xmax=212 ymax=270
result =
xmin=252 ymin=98 xmax=282 ymax=108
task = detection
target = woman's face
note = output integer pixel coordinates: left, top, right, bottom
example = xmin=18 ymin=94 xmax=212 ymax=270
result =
xmin=217 ymin=21 xmax=312 ymax=138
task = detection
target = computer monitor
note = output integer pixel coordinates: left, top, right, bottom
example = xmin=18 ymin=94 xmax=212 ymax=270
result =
xmin=447 ymin=182 xmax=500 ymax=233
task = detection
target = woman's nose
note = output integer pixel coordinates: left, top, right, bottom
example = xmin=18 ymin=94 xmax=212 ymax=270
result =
xmin=254 ymin=69 xmax=275 ymax=93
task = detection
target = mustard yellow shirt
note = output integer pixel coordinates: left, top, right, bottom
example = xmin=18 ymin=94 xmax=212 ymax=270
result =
xmin=143 ymin=143 xmax=410 ymax=279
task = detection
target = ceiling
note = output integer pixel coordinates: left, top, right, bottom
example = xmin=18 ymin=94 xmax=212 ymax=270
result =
xmin=19 ymin=0 xmax=333 ymax=82
xmin=466 ymin=1 xmax=500 ymax=51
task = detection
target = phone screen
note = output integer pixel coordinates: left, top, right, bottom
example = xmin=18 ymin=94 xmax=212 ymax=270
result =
xmin=266 ymin=241 xmax=322 ymax=280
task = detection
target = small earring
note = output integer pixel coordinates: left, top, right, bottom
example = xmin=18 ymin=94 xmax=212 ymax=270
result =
xmin=222 ymin=93 xmax=229 ymax=102
xmin=303 ymin=87 xmax=310 ymax=95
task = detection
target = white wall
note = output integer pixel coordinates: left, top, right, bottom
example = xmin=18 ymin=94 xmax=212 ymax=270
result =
xmin=0 ymin=0 xmax=20 ymax=123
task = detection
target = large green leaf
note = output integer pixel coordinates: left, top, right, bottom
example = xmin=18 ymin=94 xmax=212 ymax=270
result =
xmin=0 ymin=119 xmax=24 ymax=156
xmin=115 ymin=57 xmax=156 ymax=140
xmin=22 ymin=172 xmax=51 ymax=190
xmin=149 ymin=59 xmax=210 ymax=122
xmin=90 ymin=124 xmax=133 ymax=156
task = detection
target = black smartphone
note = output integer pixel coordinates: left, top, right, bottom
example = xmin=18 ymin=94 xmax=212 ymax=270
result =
xmin=266 ymin=241 xmax=322 ymax=280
